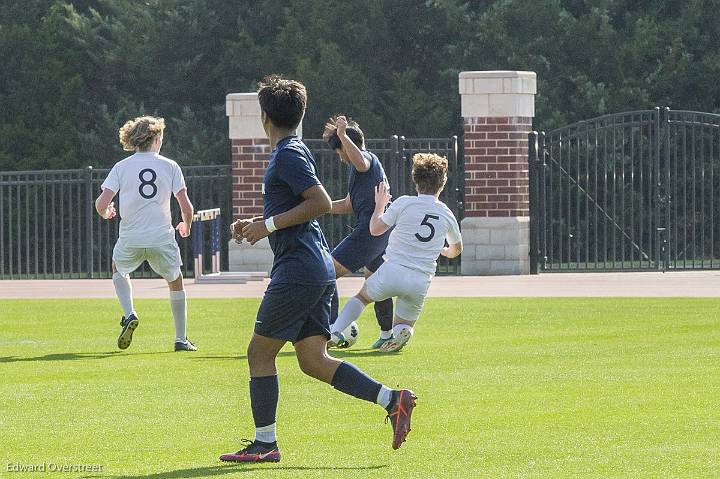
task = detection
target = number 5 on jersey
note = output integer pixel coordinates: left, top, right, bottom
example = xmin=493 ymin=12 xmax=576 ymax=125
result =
xmin=139 ymin=168 xmax=158 ymax=199
xmin=415 ymin=214 xmax=440 ymax=242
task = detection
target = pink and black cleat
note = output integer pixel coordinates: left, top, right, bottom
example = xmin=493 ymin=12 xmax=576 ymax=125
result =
xmin=385 ymin=389 xmax=417 ymax=449
xmin=220 ymin=439 xmax=280 ymax=463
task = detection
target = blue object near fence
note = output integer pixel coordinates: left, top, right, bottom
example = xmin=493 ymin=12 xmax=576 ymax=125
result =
xmin=192 ymin=208 xmax=221 ymax=277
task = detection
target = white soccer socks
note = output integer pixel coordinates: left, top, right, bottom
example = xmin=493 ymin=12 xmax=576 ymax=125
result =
xmin=331 ymin=296 xmax=366 ymax=334
xmin=255 ymin=423 xmax=277 ymax=444
xmin=169 ymin=290 xmax=187 ymax=342
xmin=376 ymin=385 xmax=393 ymax=409
xmin=112 ymin=272 xmax=135 ymax=317
xmin=392 ymin=324 xmax=413 ymax=339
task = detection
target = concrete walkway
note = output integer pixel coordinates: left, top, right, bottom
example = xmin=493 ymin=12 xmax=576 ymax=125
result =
xmin=1 ymin=271 xmax=720 ymax=299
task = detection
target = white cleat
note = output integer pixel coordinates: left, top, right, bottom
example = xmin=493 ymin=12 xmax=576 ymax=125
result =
xmin=380 ymin=328 xmax=413 ymax=352
xmin=327 ymin=332 xmax=349 ymax=349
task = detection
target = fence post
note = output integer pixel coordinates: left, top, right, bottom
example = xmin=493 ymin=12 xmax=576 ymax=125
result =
xmin=85 ymin=165 xmax=94 ymax=279
xmin=451 ymin=135 xmax=462 ymax=214
xmin=538 ymin=131 xmax=547 ymax=270
xmin=663 ymin=107 xmax=672 ymax=271
xmin=528 ymin=132 xmax=539 ymax=274
xmin=390 ymin=135 xmax=400 ymax=195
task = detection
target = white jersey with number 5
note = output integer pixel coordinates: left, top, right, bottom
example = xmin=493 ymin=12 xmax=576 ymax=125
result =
xmin=101 ymin=152 xmax=186 ymax=248
xmin=380 ymin=194 xmax=462 ymax=276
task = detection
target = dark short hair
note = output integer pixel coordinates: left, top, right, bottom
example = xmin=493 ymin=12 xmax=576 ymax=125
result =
xmin=412 ymin=153 xmax=448 ymax=195
xmin=257 ymin=75 xmax=307 ymax=129
xmin=326 ymin=117 xmax=364 ymax=150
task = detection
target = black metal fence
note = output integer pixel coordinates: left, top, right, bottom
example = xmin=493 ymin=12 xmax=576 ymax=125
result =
xmin=309 ymin=136 xmax=463 ymax=275
xmin=0 ymin=165 xmax=231 ymax=279
xmin=529 ymin=108 xmax=720 ymax=272
xmin=0 ymin=136 xmax=463 ymax=279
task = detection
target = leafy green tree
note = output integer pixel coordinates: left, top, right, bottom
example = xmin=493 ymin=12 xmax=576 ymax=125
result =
xmin=3 ymin=0 xmax=720 ymax=171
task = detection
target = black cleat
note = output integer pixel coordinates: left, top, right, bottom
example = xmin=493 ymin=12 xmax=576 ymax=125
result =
xmin=174 ymin=338 xmax=197 ymax=352
xmin=117 ymin=314 xmax=139 ymax=350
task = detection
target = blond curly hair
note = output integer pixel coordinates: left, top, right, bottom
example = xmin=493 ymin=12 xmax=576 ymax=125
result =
xmin=412 ymin=153 xmax=448 ymax=195
xmin=118 ymin=116 xmax=165 ymax=151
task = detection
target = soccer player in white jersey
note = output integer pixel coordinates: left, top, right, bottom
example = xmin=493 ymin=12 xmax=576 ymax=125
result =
xmin=94 ymin=116 xmax=197 ymax=352
xmin=330 ymin=153 xmax=462 ymax=352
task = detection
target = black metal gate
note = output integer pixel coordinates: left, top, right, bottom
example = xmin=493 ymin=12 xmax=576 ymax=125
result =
xmin=0 ymin=165 xmax=232 ymax=279
xmin=0 ymin=136 xmax=463 ymax=279
xmin=529 ymin=108 xmax=720 ymax=272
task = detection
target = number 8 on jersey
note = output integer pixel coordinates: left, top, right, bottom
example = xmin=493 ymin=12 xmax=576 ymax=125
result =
xmin=139 ymin=168 xmax=158 ymax=199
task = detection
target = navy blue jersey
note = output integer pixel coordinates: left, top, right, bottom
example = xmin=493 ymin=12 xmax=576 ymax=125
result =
xmin=263 ymin=136 xmax=335 ymax=285
xmin=348 ymin=151 xmax=388 ymax=226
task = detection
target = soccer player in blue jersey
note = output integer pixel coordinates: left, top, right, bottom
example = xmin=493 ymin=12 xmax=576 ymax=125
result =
xmin=323 ymin=115 xmax=394 ymax=348
xmin=220 ymin=75 xmax=416 ymax=463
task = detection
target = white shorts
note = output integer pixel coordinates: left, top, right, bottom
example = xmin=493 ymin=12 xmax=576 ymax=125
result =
xmin=365 ymin=261 xmax=432 ymax=322
xmin=112 ymin=240 xmax=183 ymax=282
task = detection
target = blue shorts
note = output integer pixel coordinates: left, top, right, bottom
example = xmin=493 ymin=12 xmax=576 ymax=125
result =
xmin=255 ymin=281 xmax=335 ymax=343
xmin=332 ymin=225 xmax=390 ymax=273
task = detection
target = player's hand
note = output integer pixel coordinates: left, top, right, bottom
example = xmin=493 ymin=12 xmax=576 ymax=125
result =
xmin=175 ymin=221 xmax=191 ymax=238
xmin=336 ymin=115 xmax=348 ymax=137
xmin=103 ymin=202 xmax=117 ymax=220
xmin=322 ymin=118 xmax=337 ymax=142
xmin=230 ymin=218 xmax=253 ymax=244
xmin=242 ymin=221 xmax=270 ymax=245
xmin=375 ymin=181 xmax=391 ymax=209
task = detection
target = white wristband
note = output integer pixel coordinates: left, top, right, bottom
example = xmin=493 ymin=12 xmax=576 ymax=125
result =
xmin=265 ymin=216 xmax=277 ymax=233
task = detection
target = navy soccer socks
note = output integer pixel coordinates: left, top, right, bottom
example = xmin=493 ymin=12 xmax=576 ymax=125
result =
xmin=373 ymin=298 xmax=394 ymax=332
xmin=331 ymin=361 xmax=383 ymax=403
xmin=249 ymin=375 xmax=279 ymax=446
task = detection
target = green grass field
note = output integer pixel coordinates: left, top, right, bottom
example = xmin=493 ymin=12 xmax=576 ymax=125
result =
xmin=1 ymin=297 xmax=719 ymax=478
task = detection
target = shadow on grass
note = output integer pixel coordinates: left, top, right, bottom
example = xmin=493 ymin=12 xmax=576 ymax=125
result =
xmin=193 ymin=348 xmax=396 ymax=361
xmin=0 ymin=351 xmax=175 ymax=363
xmin=83 ymin=463 xmax=387 ymax=479
xmin=190 ymin=351 xmax=297 ymax=361
xmin=328 ymin=348 xmax=398 ymax=358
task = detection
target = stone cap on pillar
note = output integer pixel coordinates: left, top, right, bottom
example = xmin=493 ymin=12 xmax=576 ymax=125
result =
xmin=459 ymin=71 xmax=537 ymax=118
xmin=226 ymin=93 xmax=265 ymax=140
xmin=226 ymin=92 xmax=302 ymax=140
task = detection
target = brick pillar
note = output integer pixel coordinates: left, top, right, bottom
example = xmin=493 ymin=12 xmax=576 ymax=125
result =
xmin=459 ymin=71 xmax=536 ymax=275
xmin=226 ymin=92 xmax=302 ymax=273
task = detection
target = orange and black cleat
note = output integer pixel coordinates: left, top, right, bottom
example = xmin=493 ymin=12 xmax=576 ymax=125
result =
xmin=385 ymin=389 xmax=417 ymax=449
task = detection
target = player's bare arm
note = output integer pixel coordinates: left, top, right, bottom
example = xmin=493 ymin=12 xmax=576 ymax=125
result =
xmin=441 ymin=241 xmax=463 ymax=258
xmin=242 ymin=184 xmax=332 ymax=245
xmin=330 ymin=193 xmax=352 ymax=215
xmin=369 ymin=181 xmax=392 ymax=236
xmin=336 ymin=116 xmax=370 ymax=172
xmin=94 ymin=188 xmax=117 ymax=220
xmin=174 ymin=188 xmax=194 ymax=238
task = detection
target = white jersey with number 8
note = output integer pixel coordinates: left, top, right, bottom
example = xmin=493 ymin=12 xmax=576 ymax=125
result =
xmin=380 ymin=194 xmax=462 ymax=276
xmin=101 ymin=152 xmax=187 ymax=248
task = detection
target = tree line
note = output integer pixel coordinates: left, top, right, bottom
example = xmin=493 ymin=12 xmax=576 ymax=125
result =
xmin=1 ymin=0 xmax=719 ymax=171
